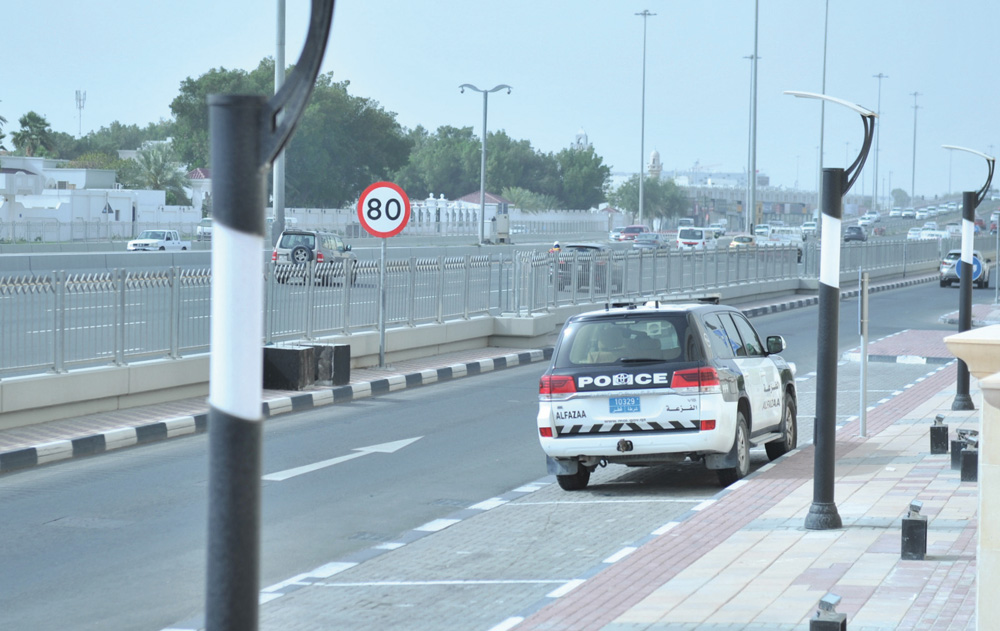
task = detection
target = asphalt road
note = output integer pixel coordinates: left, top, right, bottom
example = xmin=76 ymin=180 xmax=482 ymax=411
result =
xmin=0 ymin=281 xmax=980 ymax=630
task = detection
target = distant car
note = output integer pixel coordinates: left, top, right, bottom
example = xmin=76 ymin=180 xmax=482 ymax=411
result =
xmin=915 ymin=209 xmax=929 ymax=220
xmin=766 ymin=226 xmax=804 ymax=262
xmin=906 ymin=227 xmax=924 ymax=241
xmin=557 ymin=243 xmax=623 ymax=292
xmin=801 ymin=221 xmax=818 ymax=237
xmin=922 ymin=221 xmax=939 ymax=231
xmin=272 ymin=228 xmax=356 ymax=285
xmin=754 ymin=223 xmax=771 ymax=237
xmin=196 ymin=217 xmax=213 ymax=241
xmin=614 ymin=225 xmax=651 ymax=242
xmin=707 ymin=223 xmax=726 ymax=238
xmin=632 ymin=232 xmax=669 ymax=250
xmin=729 ymin=234 xmax=757 ymax=248
xmin=939 ymin=249 xmax=991 ymax=288
xmin=920 ymin=229 xmax=949 ymax=240
xmin=857 ymin=216 xmax=874 ymax=227
xmin=676 ymin=227 xmax=717 ymax=251
xmin=889 ymin=208 xmax=903 ymax=218
xmin=901 ymin=208 xmax=917 ymax=219
xmin=608 ymin=228 xmax=623 ymax=241
xmin=844 ymin=226 xmax=867 ymax=242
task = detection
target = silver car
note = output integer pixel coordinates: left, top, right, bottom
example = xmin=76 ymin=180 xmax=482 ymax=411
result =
xmin=939 ymin=249 xmax=991 ymax=288
xmin=272 ymin=229 xmax=356 ymax=285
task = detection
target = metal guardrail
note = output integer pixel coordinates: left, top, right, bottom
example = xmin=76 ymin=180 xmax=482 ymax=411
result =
xmin=0 ymin=238 xmax=961 ymax=378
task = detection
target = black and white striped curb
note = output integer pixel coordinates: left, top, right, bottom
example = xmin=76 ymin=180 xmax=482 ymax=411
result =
xmin=0 ymin=349 xmax=553 ymax=474
xmin=740 ymin=274 xmax=934 ymax=318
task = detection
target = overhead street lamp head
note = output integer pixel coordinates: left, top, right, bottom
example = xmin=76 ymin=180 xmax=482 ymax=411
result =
xmin=785 ymin=90 xmax=877 ymax=194
xmin=942 ymin=144 xmax=996 ymax=204
xmin=458 ymin=83 xmax=512 ymax=95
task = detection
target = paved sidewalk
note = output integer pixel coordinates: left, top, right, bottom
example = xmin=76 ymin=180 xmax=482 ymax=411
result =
xmin=510 ymin=363 xmax=977 ymax=631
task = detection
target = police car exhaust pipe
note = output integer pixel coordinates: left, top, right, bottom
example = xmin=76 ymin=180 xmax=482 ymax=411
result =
xmin=617 ymin=439 xmax=633 ymax=452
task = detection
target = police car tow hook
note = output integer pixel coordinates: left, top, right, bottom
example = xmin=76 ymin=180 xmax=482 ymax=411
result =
xmin=617 ymin=439 xmax=634 ymax=453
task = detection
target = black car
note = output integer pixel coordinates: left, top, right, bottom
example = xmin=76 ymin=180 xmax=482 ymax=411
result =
xmin=556 ymin=243 xmax=624 ymax=292
xmin=844 ymin=226 xmax=867 ymax=242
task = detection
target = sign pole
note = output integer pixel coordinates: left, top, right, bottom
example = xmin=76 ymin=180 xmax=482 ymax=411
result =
xmin=357 ymin=181 xmax=411 ymax=369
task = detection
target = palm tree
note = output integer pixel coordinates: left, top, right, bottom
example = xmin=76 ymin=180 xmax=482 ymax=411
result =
xmin=135 ymin=143 xmax=190 ymax=205
xmin=11 ymin=111 xmax=55 ymax=157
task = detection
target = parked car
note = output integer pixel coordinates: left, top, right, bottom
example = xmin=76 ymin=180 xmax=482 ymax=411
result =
xmin=844 ymin=226 xmax=867 ymax=242
xmin=676 ymin=227 xmax=717 ymax=251
xmin=536 ymin=301 xmax=797 ymax=489
xmin=632 ymin=232 xmax=669 ymax=250
xmin=753 ymin=223 xmax=771 ymax=237
xmin=729 ymin=233 xmax=757 ymax=248
xmin=707 ymin=223 xmax=726 ymax=238
xmin=127 ymin=229 xmax=190 ymax=251
xmin=272 ymin=229 xmax=356 ymax=285
xmin=556 ymin=243 xmax=623 ymax=292
xmin=939 ymin=249 xmax=991 ymax=288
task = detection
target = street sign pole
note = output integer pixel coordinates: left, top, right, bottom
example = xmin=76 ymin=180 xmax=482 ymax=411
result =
xmin=357 ymin=181 xmax=411 ymax=368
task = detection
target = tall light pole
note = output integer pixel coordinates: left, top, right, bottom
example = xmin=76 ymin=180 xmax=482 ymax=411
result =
xmin=817 ymin=0 xmax=829 ymax=212
xmin=872 ymin=73 xmax=888 ymax=211
xmin=786 ymin=91 xmax=876 ymax=531
xmin=910 ymin=91 xmax=921 ymax=203
xmin=459 ymin=83 xmax=511 ymax=244
xmin=272 ymin=0 xmax=287 ymax=245
xmin=747 ymin=0 xmax=759 ymax=233
xmin=75 ymin=90 xmax=86 ymax=138
xmin=636 ymin=10 xmax=655 ymax=225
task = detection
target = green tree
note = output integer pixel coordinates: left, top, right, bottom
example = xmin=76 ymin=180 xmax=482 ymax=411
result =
xmin=607 ymin=175 xmax=688 ymax=225
xmin=134 ymin=143 xmax=190 ymax=205
xmin=556 ymin=146 xmax=610 ymax=209
xmin=0 ymin=105 xmax=7 ymax=150
xmin=502 ymin=186 xmax=559 ymax=213
xmin=11 ymin=111 xmax=56 ymax=157
xmin=485 ymin=131 xmax=560 ymax=201
xmin=392 ymin=125 xmax=480 ymax=200
xmin=170 ymin=59 xmax=274 ymax=169
xmin=891 ymin=188 xmax=910 ymax=209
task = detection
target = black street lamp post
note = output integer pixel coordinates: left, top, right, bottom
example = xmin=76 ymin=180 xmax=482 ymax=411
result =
xmin=786 ymin=91 xmax=876 ymax=531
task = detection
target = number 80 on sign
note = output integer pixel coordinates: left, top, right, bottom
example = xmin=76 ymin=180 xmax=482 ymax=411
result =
xmin=357 ymin=181 xmax=411 ymax=238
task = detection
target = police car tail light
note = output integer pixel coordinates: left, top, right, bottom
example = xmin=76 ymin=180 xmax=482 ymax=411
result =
xmin=539 ymin=427 xmax=554 ymax=438
xmin=271 ymin=250 xmax=278 ymax=262
xmin=700 ymin=420 xmax=716 ymax=431
xmin=539 ymin=375 xmax=576 ymax=398
xmin=316 ymin=252 xmax=325 ymax=263
xmin=670 ymin=367 xmax=721 ymax=392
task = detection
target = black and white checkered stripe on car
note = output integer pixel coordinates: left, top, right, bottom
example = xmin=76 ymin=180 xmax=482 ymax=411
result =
xmin=557 ymin=419 xmax=699 ymax=435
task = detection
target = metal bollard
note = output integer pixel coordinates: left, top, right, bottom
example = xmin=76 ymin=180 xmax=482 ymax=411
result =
xmin=951 ymin=440 xmax=965 ymax=470
xmin=810 ymin=593 xmax=847 ymax=630
xmin=958 ymin=430 xmax=979 ymax=482
xmin=901 ymin=500 xmax=927 ymax=560
xmin=961 ymin=449 xmax=979 ymax=482
xmin=930 ymin=414 xmax=949 ymax=454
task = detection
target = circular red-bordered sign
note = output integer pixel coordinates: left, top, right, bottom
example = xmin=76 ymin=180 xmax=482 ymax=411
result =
xmin=357 ymin=181 xmax=411 ymax=238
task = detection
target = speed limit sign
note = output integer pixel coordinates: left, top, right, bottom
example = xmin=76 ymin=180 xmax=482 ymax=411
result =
xmin=357 ymin=181 xmax=411 ymax=238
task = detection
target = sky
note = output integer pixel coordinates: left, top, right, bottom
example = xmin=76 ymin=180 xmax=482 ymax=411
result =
xmin=5 ymin=1 xmax=1000 ymax=204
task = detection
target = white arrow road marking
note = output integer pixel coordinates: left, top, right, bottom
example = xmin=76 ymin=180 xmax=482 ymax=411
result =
xmin=262 ymin=437 xmax=423 ymax=482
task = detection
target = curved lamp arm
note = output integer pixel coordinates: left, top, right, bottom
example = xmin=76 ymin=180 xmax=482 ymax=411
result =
xmin=261 ymin=0 xmax=336 ymax=166
xmin=784 ymin=91 xmax=877 ymax=195
xmin=942 ymin=144 xmax=996 ymax=207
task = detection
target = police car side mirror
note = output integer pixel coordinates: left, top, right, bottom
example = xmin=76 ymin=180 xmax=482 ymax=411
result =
xmin=766 ymin=335 xmax=786 ymax=354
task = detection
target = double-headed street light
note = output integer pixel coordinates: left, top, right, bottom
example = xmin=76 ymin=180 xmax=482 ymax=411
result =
xmin=460 ymin=83 xmax=511 ymax=244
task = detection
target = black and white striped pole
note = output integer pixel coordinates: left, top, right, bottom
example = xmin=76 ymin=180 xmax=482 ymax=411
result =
xmin=942 ymin=145 xmax=995 ymax=411
xmin=786 ymin=91 xmax=875 ymax=531
xmin=205 ymin=3 xmax=333 ymax=629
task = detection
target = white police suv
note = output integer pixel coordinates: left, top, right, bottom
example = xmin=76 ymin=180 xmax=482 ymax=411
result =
xmin=537 ymin=301 xmax=797 ymax=490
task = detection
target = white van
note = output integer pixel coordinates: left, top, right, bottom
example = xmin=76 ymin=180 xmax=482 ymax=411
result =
xmin=676 ymin=227 xmax=717 ymax=251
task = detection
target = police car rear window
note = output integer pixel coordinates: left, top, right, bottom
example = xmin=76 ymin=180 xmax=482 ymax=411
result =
xmin=554 ymin=316 xmax=698 ymax=366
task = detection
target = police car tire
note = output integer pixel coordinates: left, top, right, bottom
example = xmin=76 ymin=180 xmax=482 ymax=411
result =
xmin=766 ymin=394 xmax=797 ymax=461
xmin=717 ymin=414 xmax=750 ymax=487
xmin=556 ymin=466 xmax=591 ymax=491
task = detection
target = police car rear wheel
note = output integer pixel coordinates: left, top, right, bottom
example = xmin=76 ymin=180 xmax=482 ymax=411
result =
xmin=766 ymin=393 xmax=797 ymax=461
xmin=717 ymin=414 xmax=749 ymax=487
xmin=556 ymin=466 xmax=591 ymax=491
